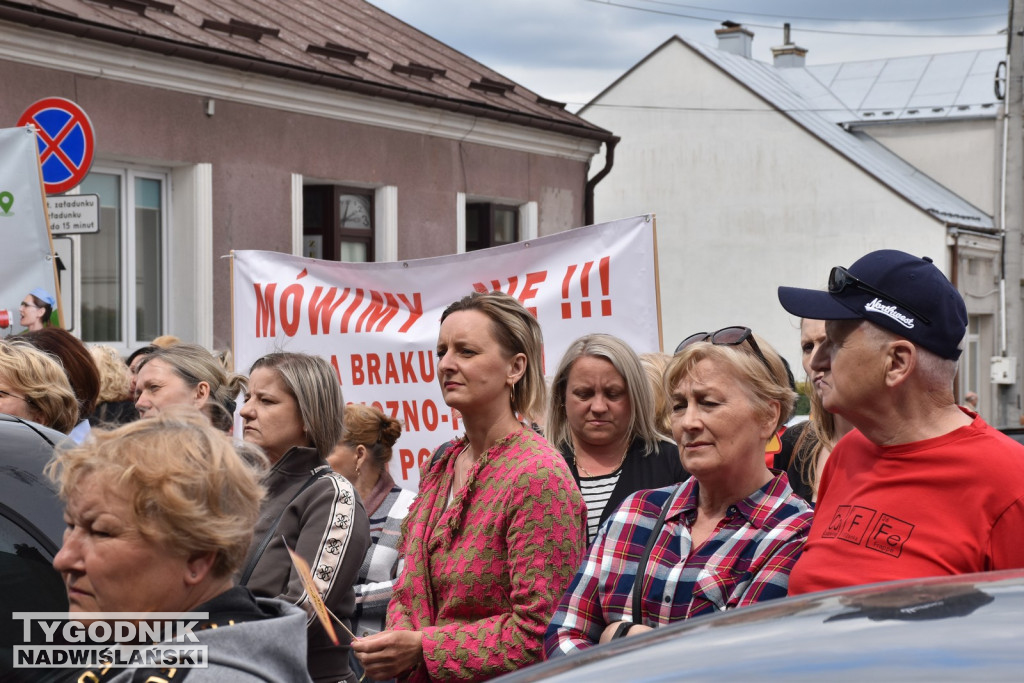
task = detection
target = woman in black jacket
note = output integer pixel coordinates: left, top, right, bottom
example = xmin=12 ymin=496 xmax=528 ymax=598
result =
xmin=547 ymin=333 xmax=688 ymax=543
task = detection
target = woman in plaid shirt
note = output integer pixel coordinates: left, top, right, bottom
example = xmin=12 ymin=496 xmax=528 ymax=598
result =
xmin=546 ymin=327 xmax=814 ymax=656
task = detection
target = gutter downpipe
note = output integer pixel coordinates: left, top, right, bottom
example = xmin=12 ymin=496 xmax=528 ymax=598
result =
xmin=585 ymin=136 xmax=620 ymax=225
xmin=950 ymin=224 xmax=962 ymax=400
xmin=1000 ymin=87 xmax=1010 ymax=356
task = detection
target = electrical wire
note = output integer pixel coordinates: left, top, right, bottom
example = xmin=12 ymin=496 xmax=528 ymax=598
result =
xmin=582 ymin=0 xmax=1006 ymax=39
xmin=573 ymin=102 xmax=1000 ymax=113
xmin=622 ymin=0 xmax=1006 ymax=24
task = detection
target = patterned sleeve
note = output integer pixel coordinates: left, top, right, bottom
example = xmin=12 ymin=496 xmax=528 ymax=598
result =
xmin=419 ymin=464 xmax=586 ymax=680
xmin=384 ymin=515 xmax=418 ymax=633
xmin=288 ymin=475 xmax=370 ymax=624
xmin=543 ymin=515 xmax=615 ymax=658
xmin=733 ymin=512 xmax=812 ymax=607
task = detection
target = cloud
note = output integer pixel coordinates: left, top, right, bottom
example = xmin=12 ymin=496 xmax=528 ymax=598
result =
xmin=370 ymin=0 xmax=1007 ymax=106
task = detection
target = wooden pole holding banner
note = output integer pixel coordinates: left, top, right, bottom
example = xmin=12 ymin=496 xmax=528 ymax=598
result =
xmin=28 ymin=125 xmax=64 ymax=329
xmin=649 ymin=214 xmax=664 ymax=352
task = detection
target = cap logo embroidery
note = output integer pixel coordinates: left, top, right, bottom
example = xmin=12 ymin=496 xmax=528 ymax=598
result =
xmin=865 ymin=298 xmax=915 ymax=329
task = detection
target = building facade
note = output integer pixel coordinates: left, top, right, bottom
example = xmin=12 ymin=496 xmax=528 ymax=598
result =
xmin=0 ymin=0 xmax=613 ymax=352
xmin=581 ymin=26 xmax=1004 ymax=419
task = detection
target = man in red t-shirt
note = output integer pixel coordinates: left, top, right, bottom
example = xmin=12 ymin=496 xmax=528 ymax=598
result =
xmin=777 ymin=250 xmax=1024 ymax=594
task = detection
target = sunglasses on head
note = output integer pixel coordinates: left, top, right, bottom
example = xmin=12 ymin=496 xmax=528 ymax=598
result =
xmin=675 ymin=326 xmax=773 ymax=374
xmin=828 ymin=266 xmax=931 ymax=325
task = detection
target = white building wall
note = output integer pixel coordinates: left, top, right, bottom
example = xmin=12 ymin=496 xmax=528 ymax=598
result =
xmin=858 ymin=119 xmax=998 ymax=215
xmin=583 ymin=39 xmax=953 ymax=378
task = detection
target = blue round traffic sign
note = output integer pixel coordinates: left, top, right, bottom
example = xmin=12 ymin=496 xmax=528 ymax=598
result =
xmin=18 ymin=97 xmax=96 ymax=195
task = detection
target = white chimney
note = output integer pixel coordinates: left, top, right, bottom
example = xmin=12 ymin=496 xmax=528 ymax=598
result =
xmin=715 ymin=22 xmax=753 ymax=59
xmin=772 ymin=23 xmax=807 ymax=68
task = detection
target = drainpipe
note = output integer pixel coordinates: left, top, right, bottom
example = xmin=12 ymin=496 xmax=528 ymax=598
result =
xmin=950 ymin=225 xmax=961 ymax=400
xmin=585 ymin=136 xmax=620 ymax=225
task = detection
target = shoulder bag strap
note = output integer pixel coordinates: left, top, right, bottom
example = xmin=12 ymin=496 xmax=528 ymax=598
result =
xmin=238 ymin=465 xmax=331 ymax=586
xmin=429 ymin=439 xmax=455 ymax=469
xmin=630 ymin=489 xmax=676 ymax=624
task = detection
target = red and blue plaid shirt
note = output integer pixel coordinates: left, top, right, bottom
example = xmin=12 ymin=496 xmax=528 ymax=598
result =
xmin=545 ymin=472 xmax=813 ymax=657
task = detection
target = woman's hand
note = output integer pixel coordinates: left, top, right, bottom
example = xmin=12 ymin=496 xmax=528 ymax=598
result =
xmin=598 ymin=621 xmax=653 ymax=644
xmin=351 ymin=629 xmax=424 ymax=680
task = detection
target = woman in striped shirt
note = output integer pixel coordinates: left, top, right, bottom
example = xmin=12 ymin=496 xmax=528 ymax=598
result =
xmin=547 ymin=333 xmax=688 ymax=543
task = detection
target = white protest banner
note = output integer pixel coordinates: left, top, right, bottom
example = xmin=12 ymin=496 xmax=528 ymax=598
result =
xmin=232 ymin=215 xmax=660 ymax=489
xmin=0 ymin=126 xmax=61 ymax=331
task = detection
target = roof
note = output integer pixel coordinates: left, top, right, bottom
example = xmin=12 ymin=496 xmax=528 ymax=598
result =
xmin=682 ymin=38 xmax=994 ymax=231
xmin=0 ymin=0 xmax=612 ymax=142
xmin=799 ymin=49 xmax=1004 ymax=124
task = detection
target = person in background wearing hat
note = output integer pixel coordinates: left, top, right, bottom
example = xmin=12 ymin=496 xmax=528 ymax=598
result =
xmin=20 ymin=288 xmax=55 ymax=331
xmin=778 ymin=249 xmax=1024 ymax=595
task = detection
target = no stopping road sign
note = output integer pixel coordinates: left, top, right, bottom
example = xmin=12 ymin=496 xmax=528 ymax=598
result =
xmin=17 ymin=98 xmax=96 ymax=195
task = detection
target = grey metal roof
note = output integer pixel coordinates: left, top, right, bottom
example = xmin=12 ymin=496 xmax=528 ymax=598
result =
xmin=799 ymin=49 xmax=1004 ymax=124
xmin=684 ymin=38 xmax=994 ymax=231
xmin=0 ymin=0 xmax=611 ymax=141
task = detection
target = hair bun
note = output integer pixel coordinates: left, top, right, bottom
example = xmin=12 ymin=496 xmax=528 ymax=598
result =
xmin=379 ymin=416 xmax=402 ymax=448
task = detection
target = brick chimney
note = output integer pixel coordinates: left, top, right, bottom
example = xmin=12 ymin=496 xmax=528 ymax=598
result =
xmin=715 ymin=21 xmax=753 ymax=58
xmin=772 ymin=23 xmax=807 ymax=68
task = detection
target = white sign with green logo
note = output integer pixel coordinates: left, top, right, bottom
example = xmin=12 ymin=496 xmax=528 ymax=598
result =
xmin=0 ymin=126 xmax=62 ymax=330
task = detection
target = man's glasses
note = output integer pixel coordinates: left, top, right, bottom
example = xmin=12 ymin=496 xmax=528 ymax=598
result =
xmin=828 ymin=266 xmax=931 ymax=325
xmin=675 ymin=326 xmax=773 ymax=374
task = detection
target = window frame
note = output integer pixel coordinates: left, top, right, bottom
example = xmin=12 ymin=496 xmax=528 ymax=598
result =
xmin=303 ymin=184 xmax=375 ymax=262
xmin=465 ymin=201 xmax=520 ymax=252
xmin=77 ymin=164 xmax=169 ymax=350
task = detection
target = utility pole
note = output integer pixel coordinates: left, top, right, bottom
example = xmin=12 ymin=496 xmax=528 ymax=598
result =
xmin=999 ymin=0 xmax=1024 ymax=428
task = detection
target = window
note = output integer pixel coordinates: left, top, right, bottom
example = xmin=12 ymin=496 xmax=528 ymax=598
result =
xmin=465 ymin=202 xmax=519 ymax=252
xmin=303 ymin=185 xmax=374 ymax=262
xmin=77 ymin=168 xmax=166 ymax=344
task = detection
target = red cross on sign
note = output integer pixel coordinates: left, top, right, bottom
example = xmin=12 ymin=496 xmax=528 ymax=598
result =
xmin=17 ymin=97 xmax=96 ymax=195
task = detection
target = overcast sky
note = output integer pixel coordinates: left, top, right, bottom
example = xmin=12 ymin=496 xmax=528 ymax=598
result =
xmin=370 ymin=0 xmax=1008 ymax=109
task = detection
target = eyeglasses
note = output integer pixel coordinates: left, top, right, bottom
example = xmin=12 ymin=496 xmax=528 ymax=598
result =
xmin=0 ymin=388 xmax=35 ymax=407
xmin=675 ymin=326 xmax=773 ymax=374
xmin=19 ymin=301 xmax=38 ymax=309
xmin=828 ymin=266 xmax=931 ymax=325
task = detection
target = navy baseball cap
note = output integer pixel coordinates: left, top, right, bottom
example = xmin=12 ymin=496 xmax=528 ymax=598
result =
xmin=777 ymin=250 xmax=967 ymax=360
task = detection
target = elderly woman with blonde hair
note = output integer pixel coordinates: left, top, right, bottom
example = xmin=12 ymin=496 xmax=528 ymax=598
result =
xmin=547 ymin=327 xmax=813 ymax=656
xmin=47 ymin=408 xmax=313 ymax=681
xmin=0 ymin=339 xmax=78 ymax=433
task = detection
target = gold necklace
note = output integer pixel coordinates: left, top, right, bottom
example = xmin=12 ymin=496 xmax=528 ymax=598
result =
xmin=575 ymin=448 xmax=628 ymax=478
xmin=452 ymin=443 xmax=473 ymax=492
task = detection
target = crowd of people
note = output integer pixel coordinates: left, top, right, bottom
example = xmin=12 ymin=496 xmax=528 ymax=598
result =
xmin=5 ymin=248 xmax=1024 ymax=682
